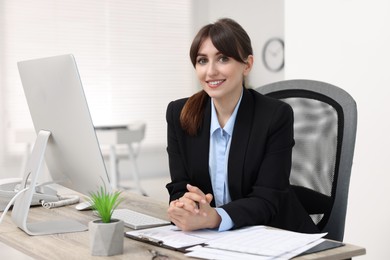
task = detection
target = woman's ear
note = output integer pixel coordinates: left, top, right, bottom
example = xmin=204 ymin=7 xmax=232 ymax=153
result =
xmin=243 ymin=55 xmax=254 ymax=76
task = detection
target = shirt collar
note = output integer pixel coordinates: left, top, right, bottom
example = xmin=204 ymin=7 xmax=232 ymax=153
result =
xmin=210 ymin=89 xmax=243 ymax=136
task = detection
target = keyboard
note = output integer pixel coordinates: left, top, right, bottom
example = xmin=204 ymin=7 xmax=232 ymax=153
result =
xmin=112 ymin=209 xmax=170 ymax=230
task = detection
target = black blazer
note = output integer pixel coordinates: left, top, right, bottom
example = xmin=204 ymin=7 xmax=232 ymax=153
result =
xmin=166 ymin=88 xmax=318 ymax=233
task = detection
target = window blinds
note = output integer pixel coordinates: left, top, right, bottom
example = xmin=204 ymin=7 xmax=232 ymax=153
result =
xmin=1 ymin=0 xmax=194 ymax=155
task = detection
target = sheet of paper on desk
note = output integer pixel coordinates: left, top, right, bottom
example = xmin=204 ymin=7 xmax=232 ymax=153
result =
xmin=186 ymin=239 xmax=324 ymax=260
xmin=185 ymin=245 xmax=272 ymax=260
xmin=194 ymin=226 xmax=326 ymax=259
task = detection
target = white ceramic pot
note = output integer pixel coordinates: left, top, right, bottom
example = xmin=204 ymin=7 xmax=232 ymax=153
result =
xmin=89 ymin=219 xmax=124 ymax=256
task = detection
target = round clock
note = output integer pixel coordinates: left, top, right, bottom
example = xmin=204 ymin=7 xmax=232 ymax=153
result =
xmin=262 ymin=38 xmax=285 ymax=72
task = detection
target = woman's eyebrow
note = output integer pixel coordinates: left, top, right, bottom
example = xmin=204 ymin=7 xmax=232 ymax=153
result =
xmin=197 ymin=51 xmax=222 ymax=57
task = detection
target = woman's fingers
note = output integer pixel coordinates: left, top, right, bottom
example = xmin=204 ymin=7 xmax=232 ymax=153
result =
xmin=186 ymin=184 xmax=207 ymax=203
xmin=178 ymin=196 xmax=200 ymax=213
xmin=168 ymin=204 xmax=220 ymax=231
xmin=205 ymin=193 xmax=213 ymax=204
xmin=169 ymin=185 xmax=212 ymax=216
xmin=185 ymin=184 xmax=207 ymax=204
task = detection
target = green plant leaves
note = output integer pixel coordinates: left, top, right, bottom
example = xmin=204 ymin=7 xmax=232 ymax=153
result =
xmin=89 ymin=186 xmax=124 ymax=223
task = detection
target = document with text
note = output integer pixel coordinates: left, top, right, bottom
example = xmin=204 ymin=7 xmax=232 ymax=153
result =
xmin=125 ymin=225 xmax=327 ymax=259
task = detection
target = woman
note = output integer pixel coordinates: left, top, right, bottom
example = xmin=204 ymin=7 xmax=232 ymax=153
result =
xmin=165 ymin=18 xmax=318 ymax=233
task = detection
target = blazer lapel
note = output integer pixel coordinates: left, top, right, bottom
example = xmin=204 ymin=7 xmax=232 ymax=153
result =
xmin=228 ymin=89 xmax=254 ymax=199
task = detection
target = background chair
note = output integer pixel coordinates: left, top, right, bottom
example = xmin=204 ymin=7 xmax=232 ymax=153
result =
xmin=95 ymin=122 xmax=147 ymax=196
xmin=255 ymin=79 xmax=357 ymax=241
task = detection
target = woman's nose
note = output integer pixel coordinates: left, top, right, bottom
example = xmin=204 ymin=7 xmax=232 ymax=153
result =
xmin=206 ymin=62 xmax=218 ymax=76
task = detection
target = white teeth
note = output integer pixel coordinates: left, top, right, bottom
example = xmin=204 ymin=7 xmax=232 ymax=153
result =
xmin=209 ymin=80 xmax=223 ymax=86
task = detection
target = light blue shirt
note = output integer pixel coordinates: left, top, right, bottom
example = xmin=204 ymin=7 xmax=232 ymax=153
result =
xmin=209 ymin=91 xmax=243 ymax=231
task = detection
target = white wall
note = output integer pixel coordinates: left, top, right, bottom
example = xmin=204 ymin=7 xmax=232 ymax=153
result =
xmin=285 ymin=1 xmax=390 ymax=259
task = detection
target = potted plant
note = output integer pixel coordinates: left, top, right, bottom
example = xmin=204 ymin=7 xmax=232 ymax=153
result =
xmin=88 ymin=186 xmax=124 ymax=256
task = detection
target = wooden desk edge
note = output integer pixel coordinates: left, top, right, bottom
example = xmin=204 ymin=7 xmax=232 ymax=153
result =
xmin=296 ymin=242 xmax=366 ymax=260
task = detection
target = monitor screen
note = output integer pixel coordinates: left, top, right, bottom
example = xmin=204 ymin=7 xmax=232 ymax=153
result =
xmin=17 ymin=54 xmax=112 ymax=196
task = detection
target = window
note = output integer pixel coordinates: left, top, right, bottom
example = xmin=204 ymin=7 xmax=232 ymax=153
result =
xmin=0 ymin=0 xmax=195 ymax=158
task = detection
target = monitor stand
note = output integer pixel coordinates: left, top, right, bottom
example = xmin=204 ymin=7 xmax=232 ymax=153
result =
xmin=11 ymin=130 xmax=87 ymax=235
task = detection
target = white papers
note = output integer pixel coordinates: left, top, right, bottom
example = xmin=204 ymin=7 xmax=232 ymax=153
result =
xmin=204 ymin=226 xmax=326 ymax=258
xmin=185 ymin=245 xmax=271 ymax=260
xmin=185 ymin=239 xmax=325 ymax=260
xmin=126 ymin=225 xmax=327 ymax=259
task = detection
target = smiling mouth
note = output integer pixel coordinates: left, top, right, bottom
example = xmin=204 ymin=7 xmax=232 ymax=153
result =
xmin=207 ymin=80 xmax=225 ymax=88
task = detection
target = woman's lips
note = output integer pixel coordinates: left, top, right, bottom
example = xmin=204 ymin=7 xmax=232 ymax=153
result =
xmin=207 ymin=80 xmax=225 ymax=88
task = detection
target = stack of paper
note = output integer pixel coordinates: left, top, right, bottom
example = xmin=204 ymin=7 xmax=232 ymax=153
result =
xmin=185 ymin=226 xmax=325 ymax=259
xmin=126 ymin=225 xmax=327 ymax=259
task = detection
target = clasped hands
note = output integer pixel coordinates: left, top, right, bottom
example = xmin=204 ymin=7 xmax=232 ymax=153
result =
xmin=167 ymin=184 xmax=221 ymax=231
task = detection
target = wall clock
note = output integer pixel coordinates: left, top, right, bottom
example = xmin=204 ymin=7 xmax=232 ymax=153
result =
xmin=262 ymin=38 xmax=285 ymax=72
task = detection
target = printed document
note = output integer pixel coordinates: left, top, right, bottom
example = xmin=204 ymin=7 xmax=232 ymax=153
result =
xmin=126 ymin=225 xmax=326 ymax=259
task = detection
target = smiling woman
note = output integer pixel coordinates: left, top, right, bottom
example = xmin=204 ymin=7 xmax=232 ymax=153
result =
xmin=0 ymin=0 xmax=193 ymax=160
xmin=165 ymin=18 xmax=318 ymax=234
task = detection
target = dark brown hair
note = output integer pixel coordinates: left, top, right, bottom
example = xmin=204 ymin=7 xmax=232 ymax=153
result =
xmin=180 ymin=18 xmax=253 ymax=136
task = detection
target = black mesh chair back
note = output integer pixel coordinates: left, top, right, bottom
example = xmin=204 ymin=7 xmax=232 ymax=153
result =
xmin=255 ymin=79 xmax=357 ymax=241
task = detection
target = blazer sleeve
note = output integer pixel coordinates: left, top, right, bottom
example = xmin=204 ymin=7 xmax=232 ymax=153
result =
xmin=165 ymin=100 xmax=189 ymax=202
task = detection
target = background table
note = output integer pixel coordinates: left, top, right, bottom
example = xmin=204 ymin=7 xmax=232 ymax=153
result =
xmin=95 ymin=122 xmax=147 ymax=195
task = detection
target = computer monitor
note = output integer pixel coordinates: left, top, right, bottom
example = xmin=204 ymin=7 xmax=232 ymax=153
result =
xmin=12 ymin=54 xmax=112 ymax=235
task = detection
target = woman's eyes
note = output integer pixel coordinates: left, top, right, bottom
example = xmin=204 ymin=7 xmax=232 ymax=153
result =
xmin=218 ymin=55 xmax=229 ymax=63
xmin=197 ymin=57 xmax=208 ymax=65
xmin=196 ymin=55 xmax=229 ymax=65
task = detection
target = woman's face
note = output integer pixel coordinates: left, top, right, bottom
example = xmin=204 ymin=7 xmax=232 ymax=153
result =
xmin=195 ymin=37 xmax=253 ymax=103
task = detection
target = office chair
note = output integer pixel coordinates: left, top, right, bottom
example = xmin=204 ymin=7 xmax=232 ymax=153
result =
xmin=255 ymin=79 xmax=357 ymax=241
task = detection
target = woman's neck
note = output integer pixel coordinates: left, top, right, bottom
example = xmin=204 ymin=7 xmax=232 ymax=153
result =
xmin=213 ymin=89 xmax=242 ymax=128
